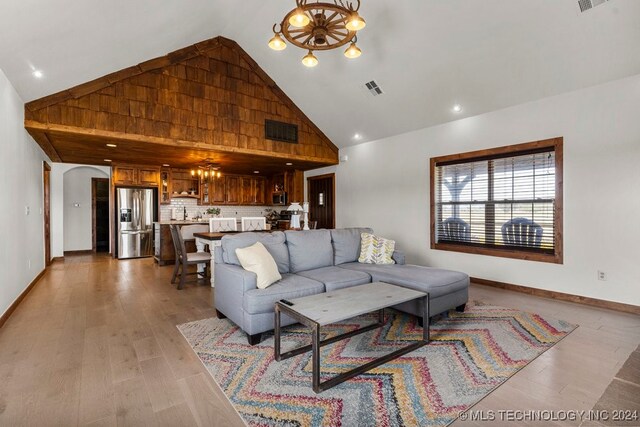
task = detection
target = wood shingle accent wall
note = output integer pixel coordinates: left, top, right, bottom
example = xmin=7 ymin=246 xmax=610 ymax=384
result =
xmin=24 ymin=37 xmax=338 ymax=168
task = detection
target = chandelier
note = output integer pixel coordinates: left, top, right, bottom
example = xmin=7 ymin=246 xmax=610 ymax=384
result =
xmin=191 ymin=162 xmax=222 ymax=181
xmin=268 ymin=0 xmax=366 ymax=67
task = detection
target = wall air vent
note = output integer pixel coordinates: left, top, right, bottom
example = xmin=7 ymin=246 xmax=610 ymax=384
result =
xmin=265 ymin=120 xmax=298 ymax=144
xmin=578 ymin=0 xmax=609 ymax=13
xmin=365 ymin=80 xmax=384 ymax=96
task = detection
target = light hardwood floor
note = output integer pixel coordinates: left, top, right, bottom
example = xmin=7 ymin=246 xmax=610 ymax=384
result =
xmin=0 ymin=254 xmax=638 ymax=426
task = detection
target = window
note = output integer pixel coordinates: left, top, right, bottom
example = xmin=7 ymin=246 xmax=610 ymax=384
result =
xmin=430 ymin=137 xmax=563 ymax=264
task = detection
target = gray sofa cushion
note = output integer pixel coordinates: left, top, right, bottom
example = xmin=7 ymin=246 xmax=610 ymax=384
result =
xmin=339 ymin=263 xmax=469 ymax=298
xmin=221 ymin=231 xmax=290 ymax=274
xmin=296 ymin=266 xmax=371 ymax=292
xmin=243 ymin=274 xmax=325 ymax=315
xmin=330 ymin=227 xmax=373 ymax=265
xmin=285 ymin=230 xmax=334 ymax=273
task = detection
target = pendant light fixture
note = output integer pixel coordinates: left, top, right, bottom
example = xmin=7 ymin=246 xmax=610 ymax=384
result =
xmin=269 ymin=0 xmax=366 ymax=67
xmin=344 ymin=37 xmax=362 ymax=59
xmin=268 ymin=30 xmax=287 ymax=51
xmin=302 ymin=50 xmax=319 ymax=67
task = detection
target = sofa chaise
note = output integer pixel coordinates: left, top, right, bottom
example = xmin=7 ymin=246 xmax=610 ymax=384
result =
xmin=213 ymin=228 xmax=469 ymax=344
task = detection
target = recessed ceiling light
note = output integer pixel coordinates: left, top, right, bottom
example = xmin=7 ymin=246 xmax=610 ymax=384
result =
xmin=286 ymin=162 xmax=293 ymax=166
xmin=32 ymin=70 xmax=43 ymax=79
xmin=353 ymin=133 xmax=362 ymax=140
xmin=254 ymin=170 xmax=260 ymax=174
xmin=452 ymin=104 xmax=463 ymax=113
xmin=162 ymin=164 xmax=170 ymax=167
xmin=106 ymin=143 xmax=117 ymax=148
xmin=104 ymin=159 xmax=112 ymax=162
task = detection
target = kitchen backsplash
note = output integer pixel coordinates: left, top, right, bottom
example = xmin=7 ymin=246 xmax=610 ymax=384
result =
xmin=159 ymin=198 xmax=275 ymax=221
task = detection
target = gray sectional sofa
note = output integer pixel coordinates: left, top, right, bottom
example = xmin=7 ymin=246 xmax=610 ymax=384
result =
xmin=213 ymin=228 xmax=469 ymax=344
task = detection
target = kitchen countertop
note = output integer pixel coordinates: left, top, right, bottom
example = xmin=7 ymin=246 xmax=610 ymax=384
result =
xmin=155 ymin=220 xmax=212 ymax=225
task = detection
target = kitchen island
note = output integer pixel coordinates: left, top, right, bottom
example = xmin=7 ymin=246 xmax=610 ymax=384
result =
xmin=153 ymin=220 xmax=211 ymax=265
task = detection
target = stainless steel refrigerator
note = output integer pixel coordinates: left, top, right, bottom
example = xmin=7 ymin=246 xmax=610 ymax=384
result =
xmin=117 ymin=188 xmax=156 ymax=259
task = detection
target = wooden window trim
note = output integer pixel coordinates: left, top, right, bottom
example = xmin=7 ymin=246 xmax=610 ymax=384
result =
xmin=429 ymin=137 xmax=563 ymax=264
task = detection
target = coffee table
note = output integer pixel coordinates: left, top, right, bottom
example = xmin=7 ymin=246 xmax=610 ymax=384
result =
xmin=274 ymin=282 xmax=429 ymax=393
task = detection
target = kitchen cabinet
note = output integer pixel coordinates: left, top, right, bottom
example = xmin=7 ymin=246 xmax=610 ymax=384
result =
xmin=225 ymin=176 xmax=240 ymax=204
xmin=113 ymin=164 xmax=160 ymax=187
xmin=240 ymin=177 xmax=253 ymax=205
xmin=170 ymin=169 xmax=199 ymax=199
xmin=254 ymin=177 xmax=266 ymax=205
xmin=212 ymin=177 xmax=226 ymax=203
xmin=160 ymin=169 xmax=171 ymax=204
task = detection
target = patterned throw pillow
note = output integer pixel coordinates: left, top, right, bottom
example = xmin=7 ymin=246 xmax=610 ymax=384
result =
xmin=358 ymin=233 xmax=396 ymax=265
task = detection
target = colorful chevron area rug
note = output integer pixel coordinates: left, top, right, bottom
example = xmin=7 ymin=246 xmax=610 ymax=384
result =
xmin=177 ymin=303 xmax=575 ymax=426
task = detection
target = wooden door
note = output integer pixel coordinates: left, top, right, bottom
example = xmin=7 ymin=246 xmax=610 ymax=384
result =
xmin=254 ymin=177 xmax=266 ymax=205
xmin=307 ymin=174 xmax=335 ymax=229
xmin=225 ymin=176 xmax=240 ymax=204
xmin=240 ymin=177 xmax=254 ymax=204
xmin=138 ymin=167 xmax=159 ymax=186
xmin=113 ymin=165 xmax=137 ymax=185
xmin=43 ymin=162 xmax=51 ymax=266
xmin=211 ymin=177 xmax=225 ymax=203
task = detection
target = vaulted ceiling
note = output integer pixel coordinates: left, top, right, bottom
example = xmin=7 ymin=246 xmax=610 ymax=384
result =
xmin=2 ymin=0 xmax=640 ymax=147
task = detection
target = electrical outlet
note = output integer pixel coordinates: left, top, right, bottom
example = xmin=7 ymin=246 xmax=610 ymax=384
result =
xmin=25 ymin=206 xmax=30 ymax=215
xmin=598 ymin=270 xmax=607 ymax=281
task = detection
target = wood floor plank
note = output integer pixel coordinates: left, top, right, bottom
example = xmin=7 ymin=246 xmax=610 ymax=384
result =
xmin=108 ymin=328 xmax=142 ymax=384
xmin=154 ymin=402 xmax=199 ymax=427
xmin=139 ymin=356 xmax=185 ymax=412
xmin=113 ymin=376 xmax=155 ymax=427
xmin=79 ymin=325 xmax=116 ymax=424
xmin=177 ymin=373 xmax=245 ymax=427
xmin=133 ymin=336 xmax=162 ymax=362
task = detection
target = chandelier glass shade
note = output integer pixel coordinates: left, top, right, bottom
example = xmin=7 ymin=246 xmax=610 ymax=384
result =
xmin=269 ymin=0 xmax=366 ymax=66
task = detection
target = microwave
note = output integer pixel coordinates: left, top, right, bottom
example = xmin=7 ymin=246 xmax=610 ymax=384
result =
xmin=272 ymin=191 xmax=287 ymax=206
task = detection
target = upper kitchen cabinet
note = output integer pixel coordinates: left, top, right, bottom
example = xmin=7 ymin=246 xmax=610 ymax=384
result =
xmin=225 ymin=176 xmax=240 ymax=204
xmin=171 ymin=169 xmax=199 ymax=198
xmin=160 ymin=169 xmax=171 ymax=204
xmin=240 ymin=176 xmax=266 ymax=205
xmin=113 ymin=164 xmax=159 ymax=187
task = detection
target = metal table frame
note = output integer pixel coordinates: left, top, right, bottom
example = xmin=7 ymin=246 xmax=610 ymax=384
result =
xmin=274 ymin=293 xmax=429 ymax=393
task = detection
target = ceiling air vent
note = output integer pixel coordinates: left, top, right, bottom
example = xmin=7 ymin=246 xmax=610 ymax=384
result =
xmin=265 ymin=120 xmax=298 ymax=144
xmin=365 ymin=80 xmax=384 ymax=96
xmin=578 ymin=0 xmax=609 ymax=13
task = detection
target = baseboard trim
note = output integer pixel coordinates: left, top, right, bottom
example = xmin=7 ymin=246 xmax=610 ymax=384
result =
xmin=471 ymin=277 xmax=640 ymax=316
xmin=51 ymin=256 xmax=64 ymax=263
xmin=0 ymin=269 xmax=47 ymax=328
xmin=63 ymin=250 xmax=93 ymax=256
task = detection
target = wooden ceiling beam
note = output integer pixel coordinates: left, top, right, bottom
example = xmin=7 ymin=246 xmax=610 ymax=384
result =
xmin=24 ymin=120 xmax=338 ymax=165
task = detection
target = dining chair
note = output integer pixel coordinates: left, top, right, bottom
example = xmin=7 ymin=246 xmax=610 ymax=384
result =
xmin=209 ymin=217 xmax=238 ymax=232
xmin=169 ymin=224 xmax=210 ymax=290
xmin=501 ymin=217 xmax=543 ymax=248
xmin=241 ymin=217 xmax=266 ymax=231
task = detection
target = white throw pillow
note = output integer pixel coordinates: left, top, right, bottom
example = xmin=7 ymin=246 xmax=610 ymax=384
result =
xmin=358 ymin=232 xmax=396 ymax=265
xmin=235 ymin=242 xmax=282 ymax=289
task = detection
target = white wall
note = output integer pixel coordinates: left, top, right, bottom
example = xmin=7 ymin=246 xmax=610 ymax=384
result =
xmin=307 ymin=74 xmax=640 ymax=306
xmin=51 ymin=163 xmax=110 ymax=256
xmin=0 ymin=68 xmax=50 ymax=318
xmin=62 ymin=166 xmax=109 ymax=251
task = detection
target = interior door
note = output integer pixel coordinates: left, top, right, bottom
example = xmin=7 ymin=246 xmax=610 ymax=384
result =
xmin=307 ymin=174 xmax=335 ymax=229
xmin=43 ymin=162 xmax=51 ymax=265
